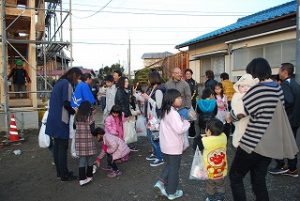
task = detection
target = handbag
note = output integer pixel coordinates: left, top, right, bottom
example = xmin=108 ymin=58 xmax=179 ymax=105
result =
xmin=38 ymin=111 xmax=50 ymax=148
xmin=136 ymin=115 xmax=147 ymax=137
xmin=189 ymin=146 xmax=208 ymax=180
xmin=124 ymin=117 xmax=138 ymax=144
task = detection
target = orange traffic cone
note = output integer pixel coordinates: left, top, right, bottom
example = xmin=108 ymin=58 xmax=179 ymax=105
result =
xmin=9 ymin=114 xmax=20 ymax=142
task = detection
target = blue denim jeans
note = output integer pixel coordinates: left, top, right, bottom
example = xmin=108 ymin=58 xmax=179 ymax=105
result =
xmin=147 ymin=129 xmax=163 ymax=160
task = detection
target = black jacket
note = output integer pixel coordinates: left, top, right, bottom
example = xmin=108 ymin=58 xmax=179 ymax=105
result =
xmin=115 ymin=88 xmax=132 ymax=117
xmin=282 ymin=78 xmax=300 ymax=127
xmin=186 ymin=78 xmax=198 ymax=106
xmin=205 ymin=79 xmax=218 ymax=91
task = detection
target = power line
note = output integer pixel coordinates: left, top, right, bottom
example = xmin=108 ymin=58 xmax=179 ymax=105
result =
xmin=72 ymin=41 xmax=176 ymax=46
xmin=72 ymin=9 xmax=247 ymax=17
xmin=71 ymin=26 xmax=218 ymax=30
xmin=62 ymin=2 xmax=252 ymax=14
xmin=73 ymin=0 xmax=113 ymax=19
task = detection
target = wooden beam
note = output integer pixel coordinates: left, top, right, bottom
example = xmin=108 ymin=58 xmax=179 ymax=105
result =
xmin=6 ymin=7 xmax=31 ymax=17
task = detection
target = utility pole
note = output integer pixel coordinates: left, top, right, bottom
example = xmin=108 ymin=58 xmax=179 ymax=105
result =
xmin=69 ymin=0 xmax=73 ymax=68
xmin=296 ymin=0 xmax=300 ymax=82
xmin=1 ymin=0 xmax=10 ymax=136
xmin=128 ymin=38 xmax=131 ymax=79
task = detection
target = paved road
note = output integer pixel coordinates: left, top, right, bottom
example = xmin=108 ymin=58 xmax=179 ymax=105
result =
xmin=0 ymin=108 xmax=299 ymax=201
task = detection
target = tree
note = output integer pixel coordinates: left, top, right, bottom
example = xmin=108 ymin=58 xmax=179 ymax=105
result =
xmin=98 ymin=63 xmax=124 ymax=80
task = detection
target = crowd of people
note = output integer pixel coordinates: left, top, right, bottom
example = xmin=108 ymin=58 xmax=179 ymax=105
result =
xmin=44 ymin=57 xmax=300 ymax=201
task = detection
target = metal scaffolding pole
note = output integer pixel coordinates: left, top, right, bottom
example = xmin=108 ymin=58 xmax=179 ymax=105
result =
xmin=296 ymin=0 xmax=300 ymax=82
xmin=1 ymin=0 xmax=10 ymax=136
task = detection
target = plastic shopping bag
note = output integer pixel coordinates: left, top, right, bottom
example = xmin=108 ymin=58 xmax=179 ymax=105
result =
xmin=189 ymin=146 xmax=208 ymax=180
xmin=38 ymin=111 xmax=50 ymax=148
xmin=183 ymin=131 xmax=189 ymax=151
xmin=124 ymin=117 xmax=138 ymax=144
xmin=136 ymin=115 xmax=147 ymax=137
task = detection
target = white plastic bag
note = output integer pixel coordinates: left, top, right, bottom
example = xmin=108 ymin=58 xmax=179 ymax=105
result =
xmin=136 ymin=115 xmax=147 ymax=137
xmin=38 ymin=111 xmax=50 ymax=148
xmin=124 ymin=117 xmax=137 ymax=144
xmin=183 ymin=131 xmax=189 ymax=151
xmin=69 ymin=114 xmax=78 ymax=158
xmin=189 ymin=146 xmax=208 ymax=180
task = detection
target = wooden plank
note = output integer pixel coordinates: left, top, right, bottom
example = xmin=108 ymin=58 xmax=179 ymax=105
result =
xmin=6 ymin=7 xmax=31 ymax=17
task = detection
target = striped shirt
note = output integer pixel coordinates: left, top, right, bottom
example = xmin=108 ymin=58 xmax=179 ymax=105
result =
xmin=240 ymin=81 xmax=284 ymax=152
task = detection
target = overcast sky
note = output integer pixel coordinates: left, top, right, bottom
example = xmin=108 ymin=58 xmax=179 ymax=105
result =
xmin=61 ymin=0 xmax=291 ymax=72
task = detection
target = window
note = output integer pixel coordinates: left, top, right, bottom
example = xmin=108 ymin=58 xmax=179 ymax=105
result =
xmin=232 ymin=40 xmax=296 ymax=70
xmin=200 ymin=56 xmax=224 ymax=83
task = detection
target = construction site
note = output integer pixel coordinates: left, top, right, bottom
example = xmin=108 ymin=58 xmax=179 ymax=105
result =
xmin=0 ymin=0 xmax=72 ymax=136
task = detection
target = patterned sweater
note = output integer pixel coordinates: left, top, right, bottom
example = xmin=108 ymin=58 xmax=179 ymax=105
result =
xmin=240 ymin=81 xmax=284 ymax=152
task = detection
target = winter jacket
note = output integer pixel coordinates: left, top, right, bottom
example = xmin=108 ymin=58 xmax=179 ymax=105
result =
xmin=281 ymin=78 xmax=300 ymax=127
xmin=103 ymin=84 xmax=117 ymax=120
xmin=159 ymin=107 xmax=190 ymax=155
xmin=71 ymin=81 xmax=95 ymax=109
xmin=165 ymin=79 xmax=192 ymax=108
xmin=221 ymin=80 xmax=234 ymax=101
xmin=115 ymin=88 xmax=132 ymax=117
xmin=186 ymin=78 xmax=198 ymax=107
xmin=46 ymin=79 xmax=73 ymax=139
xmin=104 ymin=113 xmax=125 ymax=140
xmin=196 ymin=99 xmax=217 ymax=130
xmin=205 ymin=79 xmax=218 ymax=91
xmin=75 ymin=116 xmax=97 ymax=156
xmin=231 ymin=92 xmax=249 ymax=148
xmin=96 ymin=134 xmax=130 ymax=161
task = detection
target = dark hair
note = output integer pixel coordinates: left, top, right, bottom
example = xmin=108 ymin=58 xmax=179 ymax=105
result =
xmin=206 ymin=118 xmax=224 ymax=136
xmin=75 ymin=101 xmax=92 ymax=122
xmin=205 ymin=70 xmax=215 ymax=79
xmin=81 ymin=73 xmax=92 ymax=82
xmin=185 ymin=69 xmax=193 ymax=75
xmin=161 ymin=89 xmax=181 ymax=119
xmin=105 ymin=74 xmax=114 ymax=82
xmin=201 ymin=88 xmax=214 ymax=99
xmin=117 ymin=76 xmax=128 ymax=89
xmin=113 ymin=70 xmax=122 ymax=77
xmin=281 ymin=63 xmax=294 ymax=76
xmin=246 ymin=58 xmax=271 ymax=81
xmin=148 ymin=70 xmax=162 ymax=86
xmin=214 ymin=82 xmax=224 ymax=98
xmin=110 ymin=105 xmax=123 ymax=121
xmin=59 ymin=67 xmax=82 ymax=85
xmin=220 ymin=72 xmax=229 ymax=80
xmin=93 ymin=127 xmax=105 ymax=137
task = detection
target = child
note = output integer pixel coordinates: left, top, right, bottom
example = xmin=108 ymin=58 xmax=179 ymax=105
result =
xmin=74 ymin=101 xmax=97 ymax=186
xmin=214 ymin=83 xmax=228 ymax=123
xmin=153 ymin=89 xmax=190 ymax=200
xmin=94 ymin=127 xmax=130 ymax=178
xmin=201 ymin=118 xmax=228 ymax=201
xmin=193 ymin=88 xmax=217 ymax=151
xmin=105 ymin=105 xmax=125 ymax=140
xmin=231 ymin=74 xmax=257 ymax=148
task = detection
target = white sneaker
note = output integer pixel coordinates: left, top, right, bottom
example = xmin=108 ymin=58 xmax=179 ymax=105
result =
xmin=167 ymin=190 xmax=183 ymax=200
xmin=92 ymin=164 xmax=97 ymax=174
xmin=79 ymin=177 xmax=92 ymax=186
xmin=154 ymin=180 xmax=166 ymax=195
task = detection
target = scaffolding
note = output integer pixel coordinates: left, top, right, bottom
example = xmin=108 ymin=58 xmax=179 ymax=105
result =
xmin=0 ymin=0 xmax=73 ymax=135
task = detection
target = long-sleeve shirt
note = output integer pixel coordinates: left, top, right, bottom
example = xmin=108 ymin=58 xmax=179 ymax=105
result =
xmin=71 ymin=81 xmax=96 ymax=109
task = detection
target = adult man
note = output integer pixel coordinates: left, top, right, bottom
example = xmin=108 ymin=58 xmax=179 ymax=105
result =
xmin=269 ymin=63 xmax=300 ymax=177
xmin=165 ymin=67 xmax=191 ymax=108
xmin=8 ymin=59 xmax=31 ymax=98
xmin=113 ymin=70 xmax=122 ymax=85
xmin=71 ymin=73 xmax=96 ymax=109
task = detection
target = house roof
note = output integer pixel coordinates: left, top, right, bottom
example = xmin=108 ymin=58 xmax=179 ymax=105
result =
xmin=176 ymin=0 xmax=296 ymax=49
xmin=141 ymin=51 xmax=173 ymax=59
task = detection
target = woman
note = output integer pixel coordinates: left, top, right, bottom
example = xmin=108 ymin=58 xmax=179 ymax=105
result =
xmin=115 ymin=77 xmax=131 ymax=118
xmin=142 ymin=70 xmax=165 ymax=167
xmin=229 ymin=58 xmax=298 ymax=201
xmin=185 ymin=69 xmax=198 ymax=138
xmin=46 ymin=67 xmax=82 ymax=181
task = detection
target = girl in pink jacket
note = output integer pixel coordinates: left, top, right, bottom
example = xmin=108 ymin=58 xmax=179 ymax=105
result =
xmin=94 ymin=127 xmax=130 ymax=178
xmin=154 ymin=89 xmax=190 ymax=200
xmin=104 ymin=105 xmax=125 ymax=140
